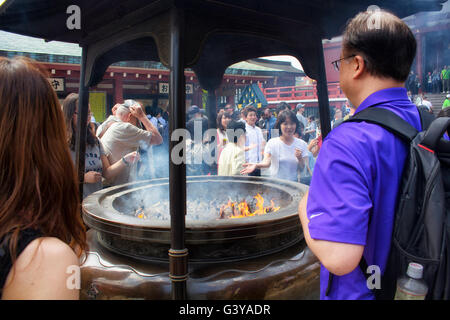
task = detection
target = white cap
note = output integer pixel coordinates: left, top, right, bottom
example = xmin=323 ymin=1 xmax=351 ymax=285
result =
xmin=406 ymin=262 xmax=424 ymax=279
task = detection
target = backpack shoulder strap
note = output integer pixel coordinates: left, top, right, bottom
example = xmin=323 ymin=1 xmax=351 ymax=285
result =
xmin=344 ymin=107 xmax=421 ymax=299
xmin=344 ymin=107 xmax=418 ymax=143
xmin=417 ymin=107 xmax=435 ymax=131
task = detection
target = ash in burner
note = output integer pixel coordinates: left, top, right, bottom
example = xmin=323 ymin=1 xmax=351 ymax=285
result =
xmin=130 ymin=194 xmax=280 ymax=221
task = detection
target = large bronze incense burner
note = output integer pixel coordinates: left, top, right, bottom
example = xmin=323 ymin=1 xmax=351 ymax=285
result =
xmin=81 ymin=176 xmax=320 ymax=299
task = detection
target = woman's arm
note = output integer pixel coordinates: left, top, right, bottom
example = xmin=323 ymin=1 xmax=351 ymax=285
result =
xmin=306 ymin=160 xmax=313 ymax=176
xmin=308 ymin=138 xmax=320 ymax=157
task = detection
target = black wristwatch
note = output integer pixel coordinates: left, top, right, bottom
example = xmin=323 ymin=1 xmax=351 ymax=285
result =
xmin=122 ymin=157 xmax=130 ymax=166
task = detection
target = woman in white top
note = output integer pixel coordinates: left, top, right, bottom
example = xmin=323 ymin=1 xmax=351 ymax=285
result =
xmin=241 ymin=110 xmax=309 ymax=182
xmin=216 ymin=111 xmax=232 ymax=163
xmin=218 ymin=120 xmax=246 ymax=176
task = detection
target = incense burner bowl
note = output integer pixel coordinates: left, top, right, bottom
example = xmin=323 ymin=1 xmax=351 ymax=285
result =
xmin=80 ymin=176 xmax=320 ymax=300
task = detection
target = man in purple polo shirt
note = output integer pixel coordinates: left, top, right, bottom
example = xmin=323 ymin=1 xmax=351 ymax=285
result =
xmin=298 ymin=10 xmax=421 ymax=299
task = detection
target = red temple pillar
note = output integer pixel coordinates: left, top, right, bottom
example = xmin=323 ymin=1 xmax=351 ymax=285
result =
xmin=416 ymin=31 xmax=423 ymax=92
xmin=114 ymin=76 xmax=124 ymax=104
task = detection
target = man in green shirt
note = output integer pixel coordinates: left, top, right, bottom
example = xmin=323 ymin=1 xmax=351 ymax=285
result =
xmin=441 ymin=66 xmax=449 ymax=93
xmin=443 ymin=94 xmax=450 ymax=109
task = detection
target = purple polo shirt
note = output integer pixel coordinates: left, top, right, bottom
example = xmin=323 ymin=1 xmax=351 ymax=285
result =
xmin=307 ymin=87 xmax=421 ymax=300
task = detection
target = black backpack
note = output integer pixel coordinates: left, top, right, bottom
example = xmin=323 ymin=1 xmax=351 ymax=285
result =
xmin=346 ymin=107 xmax=450 ymax=300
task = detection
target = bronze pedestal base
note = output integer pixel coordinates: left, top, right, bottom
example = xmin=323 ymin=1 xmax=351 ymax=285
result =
xmin=81 ymin=230 xmax=320 ymax=300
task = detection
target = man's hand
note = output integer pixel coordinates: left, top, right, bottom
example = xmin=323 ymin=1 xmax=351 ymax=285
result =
xmin=244 ymin=143 xmax=257 ymax=152
xmin=129 ymin=104 xmax=146 ymax=120
xmin=123 ymin=151 xmax=140 ymax=165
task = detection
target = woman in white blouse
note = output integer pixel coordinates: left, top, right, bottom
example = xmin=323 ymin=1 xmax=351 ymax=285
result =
xmin=241 ymin=110 xmax=309 ymax=182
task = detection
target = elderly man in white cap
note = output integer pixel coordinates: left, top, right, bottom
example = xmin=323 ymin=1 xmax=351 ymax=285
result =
xmin=96 ymin=103 xmax=120 ymax=138
xmin=100 ymin=99 xmax=162 ymax=186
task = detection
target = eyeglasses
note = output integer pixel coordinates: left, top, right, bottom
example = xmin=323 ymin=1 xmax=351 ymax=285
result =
xmin=331 ymin=54 xmax=356 ymax=71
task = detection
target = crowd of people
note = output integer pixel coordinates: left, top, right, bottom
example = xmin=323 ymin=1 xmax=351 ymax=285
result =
xmin=406 ymin=65 xmax=450 ymax=95
xmin=181 ymin=101 xmax=328 ymax=184
xmin=79 ymin=96 xmax=329 ymax=187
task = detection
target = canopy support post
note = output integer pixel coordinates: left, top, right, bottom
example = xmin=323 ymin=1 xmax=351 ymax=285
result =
xmin=169 ymin=4 xmax=188 ymax=300
xmin=75 ymin=47 xmax=90 ymax=198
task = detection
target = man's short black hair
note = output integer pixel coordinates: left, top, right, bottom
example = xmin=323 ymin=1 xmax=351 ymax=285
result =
xmin=149 ymin=105 xmax=161 ymax=117
xmin=243 ymin=105 xmax=257 ymax=117
xmin=343 ymin=10 xmax=416 ymax=82
xmin=277 ymin=102 xmax=291 ymax=113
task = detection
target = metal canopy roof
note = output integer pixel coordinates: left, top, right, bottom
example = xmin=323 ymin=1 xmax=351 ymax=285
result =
xmin=0 ymin=0 xmax=446 ymax=43
xmin=0 ymin=0 xmax=446 ymax=85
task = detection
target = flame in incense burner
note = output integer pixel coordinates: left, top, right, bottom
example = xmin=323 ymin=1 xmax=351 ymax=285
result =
xmin=133 ymin=194 xmax=280 ymax=220
xmin=219 ymin=193 xmax=280 ymax=219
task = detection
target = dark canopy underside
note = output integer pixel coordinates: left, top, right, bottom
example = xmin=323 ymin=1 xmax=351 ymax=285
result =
xmin=0 ymin=0 xmax=445 ymax=43
xmin=0 ymin=0 xmax=446 ymax=84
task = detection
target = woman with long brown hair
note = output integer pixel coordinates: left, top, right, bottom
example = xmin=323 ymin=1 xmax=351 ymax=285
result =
xmin=62 ymin=93 xmax=138 ymax=199
xmin=0 ymin=56 xmax=87 ymax=299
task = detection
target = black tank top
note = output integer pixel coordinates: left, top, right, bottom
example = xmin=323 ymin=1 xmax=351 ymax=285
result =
xmin=0 ymin=229 xmax=42 ymax=295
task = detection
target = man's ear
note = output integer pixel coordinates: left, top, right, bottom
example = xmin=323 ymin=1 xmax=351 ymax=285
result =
xmin=352 ymin=55 xmax=366 ymax=79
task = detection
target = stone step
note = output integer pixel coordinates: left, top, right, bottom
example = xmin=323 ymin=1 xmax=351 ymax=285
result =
xmin=418 ymin=93 xmax=448 ymax=115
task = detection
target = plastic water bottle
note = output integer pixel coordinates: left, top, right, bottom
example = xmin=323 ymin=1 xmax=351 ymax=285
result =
xmin=394 ymin=262 xmax=428 ymax=300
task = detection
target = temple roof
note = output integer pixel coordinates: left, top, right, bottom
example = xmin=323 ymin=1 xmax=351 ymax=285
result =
xmin=229 ymin=59 xmax=304 ymax=74
xmin=0 ymin=30 xmax=81 ymax=56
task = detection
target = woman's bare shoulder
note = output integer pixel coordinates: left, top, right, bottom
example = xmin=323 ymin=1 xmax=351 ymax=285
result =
xmin=2 ymin=237 xmax=80 ymax=300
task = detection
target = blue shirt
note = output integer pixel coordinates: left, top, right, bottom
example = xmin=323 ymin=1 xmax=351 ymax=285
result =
xmin=307 ymin=87 xmax=421 ymax=300
xmin=264 ymin=116 xmax=277 ymax=140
